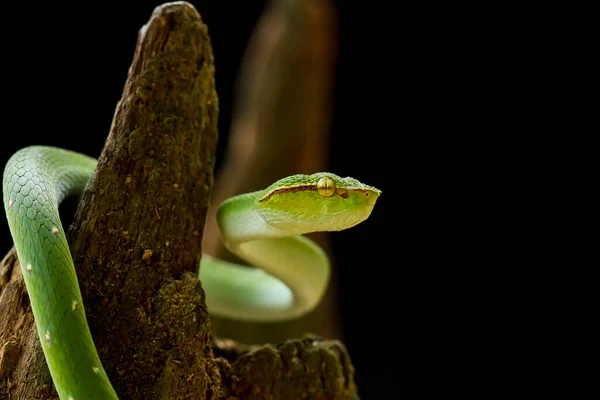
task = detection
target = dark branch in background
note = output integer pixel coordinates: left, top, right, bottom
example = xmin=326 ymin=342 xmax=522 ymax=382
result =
xmin=205 ymin=0 xmax=341 ymax=345
xmin=0 ymin=2 xmax=357 ymax=399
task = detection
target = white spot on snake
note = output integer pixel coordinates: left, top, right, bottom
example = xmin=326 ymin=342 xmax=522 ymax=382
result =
xmin=26 ymin=264 xmax=32 ymax=272
xmin=52 ymin=227 xmax=59 ymax=236
xmin=45 ymin=331 xmax=51 ymax=346
xmin=8 ymin=200 xmax=13 ymax=208
xmin=72 ymin=301 xmax=78 ymax=311
xmin=92 ymin=366 xmax=100 ymax=374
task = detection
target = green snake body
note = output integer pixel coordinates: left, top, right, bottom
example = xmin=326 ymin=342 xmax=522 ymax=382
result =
xmin=3 ymin=146 xmax=380 ymax=399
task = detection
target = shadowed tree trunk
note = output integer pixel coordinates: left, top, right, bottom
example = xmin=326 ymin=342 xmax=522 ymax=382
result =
xmin=205 ymin=0 xmax=341 ymax=345
xmin=0 ymin=2 xmax=357 ymax=399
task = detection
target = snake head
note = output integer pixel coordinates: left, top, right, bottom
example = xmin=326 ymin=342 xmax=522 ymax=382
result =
xmin=257 ymin=172 xmax=381 ymax=234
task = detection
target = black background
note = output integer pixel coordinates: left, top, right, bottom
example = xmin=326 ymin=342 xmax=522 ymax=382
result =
xmin=0 ymin=1 xmax=516 ymax=397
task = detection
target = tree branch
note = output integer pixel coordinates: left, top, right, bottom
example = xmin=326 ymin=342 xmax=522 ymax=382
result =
xmin=214 ymin=335 xmax=358 ymax=400
xmin=1 ymin=2 xmax=220 ymax=398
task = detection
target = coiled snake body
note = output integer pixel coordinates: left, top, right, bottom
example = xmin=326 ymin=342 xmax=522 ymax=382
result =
xmin=3 ymin=146 xmax=380 ymax=399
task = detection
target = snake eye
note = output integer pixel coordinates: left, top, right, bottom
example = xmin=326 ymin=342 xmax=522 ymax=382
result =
xmin=317 ymin=177 xmax=336 ymax=197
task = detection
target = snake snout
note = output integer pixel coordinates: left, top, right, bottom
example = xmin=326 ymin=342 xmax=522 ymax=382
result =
xmin=365 ymin=189 xmax=381 ymax=206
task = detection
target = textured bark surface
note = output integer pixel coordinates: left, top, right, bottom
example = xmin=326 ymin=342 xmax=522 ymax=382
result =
xmin=213 ymin=335 xmax=358 ymax=400
xmin=1 ymin=3 xmax=220 ymax=399
xmin=0 ymin=248 xmax=55 ymax=399
xmin=0 ymin=2 xmax=358 ymax=399
xmin=66 ymin=3 xmax=220 ymax=399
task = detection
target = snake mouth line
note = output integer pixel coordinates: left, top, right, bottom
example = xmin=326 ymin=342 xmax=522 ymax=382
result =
xmin=258 ymin=184 xmax=317 ymax=202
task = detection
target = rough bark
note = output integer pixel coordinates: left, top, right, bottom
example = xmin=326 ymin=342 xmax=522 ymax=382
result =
xmin=0 ymin=2 xmax=358 ymax=399
xmin=213 ymin=335 xmax=357 ymax=400
xmin=1 ymin=3 xmax=220 ymax=399
xmin=66 ymin=3 xmax=219 ymax=397
xmin=0 ymin=248 xmax=55 ymax=399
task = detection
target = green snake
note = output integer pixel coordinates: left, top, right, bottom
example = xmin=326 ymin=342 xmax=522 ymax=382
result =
xmin=3 ymin=146 xmax=380 ymax=399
